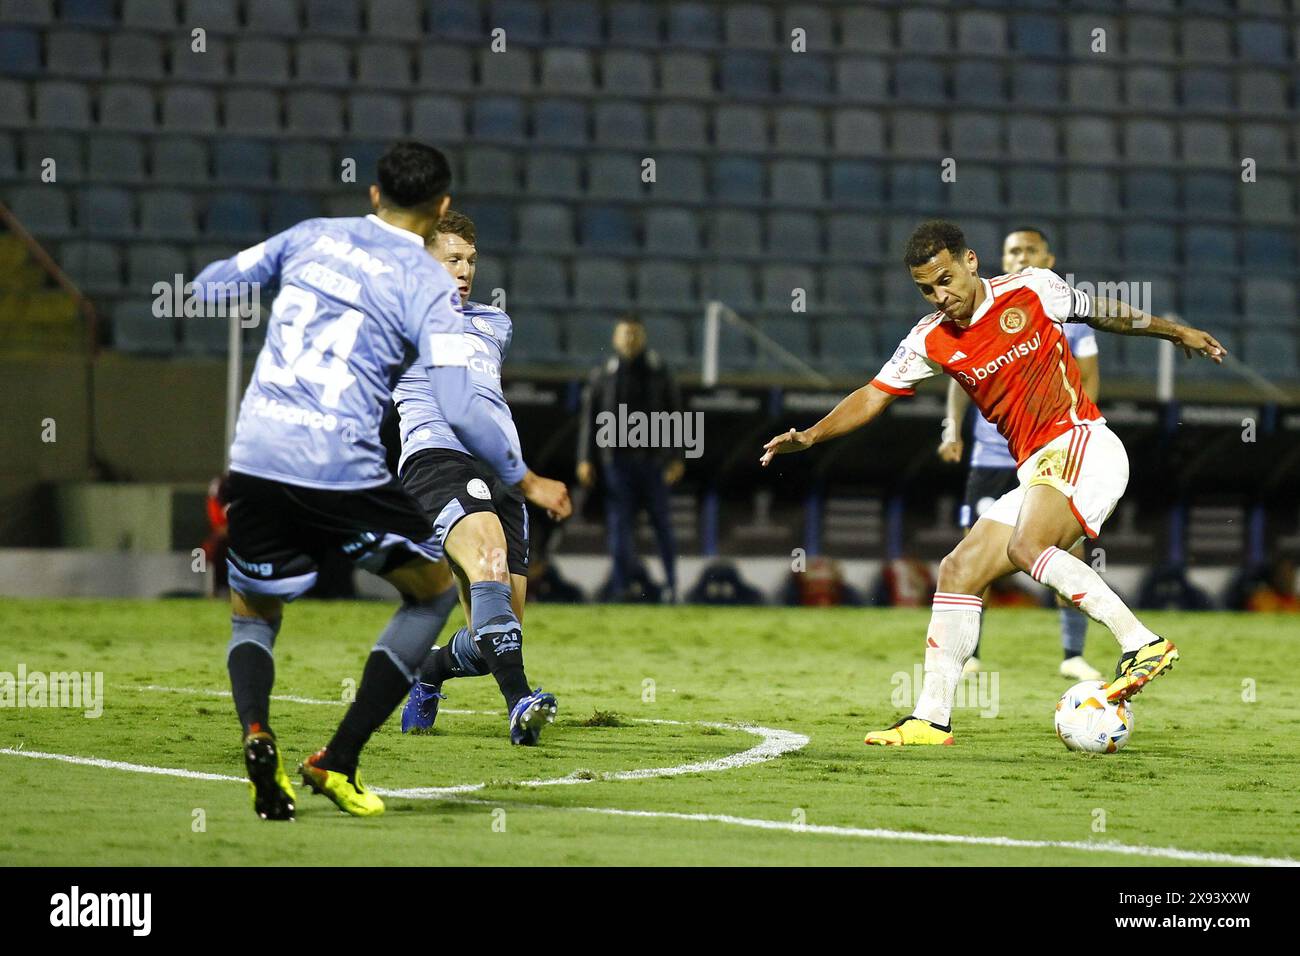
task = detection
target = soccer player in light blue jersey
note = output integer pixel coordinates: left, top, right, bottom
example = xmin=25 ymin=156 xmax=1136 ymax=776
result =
xmin=389 ymin=210 xmax=573 ymax=744
xmin=194 ymin=142 xmax=545 ymax=819
xmin=937 ymin=227 xmax=1104 ymax=681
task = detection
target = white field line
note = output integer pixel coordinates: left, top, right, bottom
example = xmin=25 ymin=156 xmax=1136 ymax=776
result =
xmin=1 ymin=747 xmax=1294 ymax=867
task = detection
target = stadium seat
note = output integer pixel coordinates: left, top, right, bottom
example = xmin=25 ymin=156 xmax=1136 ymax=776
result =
xmin=636 ymin=261 xmax=696 ymax=311
xmin=700 ymin=263 xmax=757 ymax=312
xmin=890 ymin=163 xmax=944 ymax=211
xmin=348 ymin=93 xmax=404 ymax=139
xmin=706 ymin=210 xmax=761 ymax=257
xmin=1243 ymin=278 xmax=1297 ymax=319
xmin=490 ymin=0 xmax=545 ymax=45
xmin=1012 ymin=14 xmax=1061 ymax=54
xmin=818 ymin=319 xmax=877 ymax=370
xmin=1183 ymin=172 xmax=1235 ymax=219
xmin=0 ymin=79 xmax=30 ymax=127
xmin=834 ymin=58 xmax=889 ymax=102
xmin=457 ymin=199 xmax=513 ymax=244
xmin=10 ymin=186 xmax=71 ymax=237
xmin=139 ymin=190 xmax=198 ymax=239
xmin=766 ymin=211 xmax=819 ymax=256
xmin=286 ymin=91 xmax=344 ymax=136
xmin=1125 ymin=67 xmax=1175 ymax=108
xmin=548 ymin=0 xmax=600 ymax=44
xmin=428 ymin=0 xmax=483 ymax=41
xmin=899 ymin=9 xmax=950 ymax=52
xmin=822 ymin=267 xmax=876 ymax=312
xmin=471 ymin=96 xmax=526 ymax=143
xmin=890 ymin=111 xmax=942 ymax=157
xmin=1066 ymin=65 xmax=1120 ymax=110
xmin=417 ymin=45 xmax=473 ymax=91
xmin=950 ymin=113 xmax=1002 ymax=159
xmin=899 ymin=60 xmax=952 ymax=107
xmin=0 ymin=131 xmax=14 ymax=178
xmin=1124 ymin=171 xmax=1178 ymax=215
xmin=774 ymin=107 xmax=826 ymax=155
xmin=48 ymin=31 xmax=104 ymax=78
xmin=183 ymin=0 xmax=238 ymax=32
xmin=1007 ymin=168 xmax=1059 ymax=213
xmin=1181 ymin=121 xmax=1232 ymax=165
xmin=1065 ymin=170 xmax=1118 ymax=215
xmin=60 ymin=0 xmax=114 ymax=26
xmin=510 ymin=257 xmax=569 ymax=307
xmin=222 ymin=90 xmax=282 ymax=136
xmin=233 ymin=40 xmax=290 ymax=85
xmin=649 ymin=155 xmax=706 ymax=203
xmin=607 ymin=1 xmax=659 ymax=46
xmin=952 ymin=61 xmax=1005 ymax=105
xmin=756 ymin=317 xmax=813 ymax=363
xmin=114 ymin=307 xmax=178 ymax=355
xmin=711 ymin=157 xmax=765 ymax=204
xmin=179 ymin=313 xmax=232 ymax=355
xmin=356 ymin=44 xmax=413 ymax=89
xmin=1237 ymin=70 xmax=1287 ymax=115
xmin=275 ymin=141 xmax=332 ymax=189
xmin=540 ymin=48 xmax=594 ymax=93
xmin=126 ymin=243 xmax=186 ymax=294
xmin=122 ymin=0 xmax=175 ymax=28
xmin=297 ymin=40 xmax=352 ymax=87
xmin=1065 ymin=222 xmax=1119 ymax=266
xmin=826 ymin=214 xmax=884 ymax=262
xmin=1066 ymin=117 xmax=1116 ymax=161
xmin=161 ymin=87 xmax=218 ymax=134
xmin=366 ymin=0 xmax=422 ymax=41
xmin=534 ymin=98 xmax=588 ymax=145
xmin=35 ymin=83 xmax=92 ymax=130
xmin=601 ymin=50 xmax=654 ymax=95
xmin=1007 ymin=116 xmax=1058 ymax=160
xmin=1184 ymin=226 xmax=1236 ymax=267
xmin=214 ymin=139 xmax=273 ymax=186
xmin=829 ymin=160 xmax=885 ymax=209
xmin=1125 ymin=16 xmax=1175 ymax=61
xmin=593 ymin=100 xmax=647 ymax=148
xmin=956 ymin=11 xmax=1006 ymax=53
xmin=79 ymin=187 xmax=135 ymax=238
xmin=839 ymin=7 xmax=892 ymax=53
xmin=1239 ymin=177 xmax=1294 ymax=225
xmin=1241 ymin=330 xmax=1299 ymax=381
xmin=668 ymin=3 xmax=720 ymax=48
xmin=508 ymin=312 xmax=564 ymax=364
xmin=1010 ymin=62 xmax=1062 ymax=107
xmin=268 ymin=194 xmax=322 ymax=234
xmin=831 ymin=110 xmax=884 ymax=157
xmin=479 ymin=48 xmax=534 ymax=93
xmin=411 ymin=95 xmax=466 ymax=142
xmin=1237 ymin=20 xmax=1288 ymax=65
xmin=770 ymin=159 xmax=823 ymax=206
xmin=170 ymin=36 xmax=227 ymax=82
xmin=59 ymin=240 xmax=121 ymax=294
xmin=715 ymin=105 xmax=768 ymax=152
xmin=580 ymin=205 xmax=637 ymax=253
xmin=106 ymin=33 xmax=165 ymax=81
xmin=523 ymin=151 xmax=579 ymax=198
xmin=586 ymin=152 xmax=643 ymax=200
xmin=151 ymin=138 xmax=209 ymax=184
xmin=724 ymin=4 xmax=773 ymax=49
xmin=1180 ymin=19 xmax=1231 ymax=62
xmin=0 ymin=0 xmax=52 ymax=25
xmin=642 ymin=315 xmax=691 ymax=364
xmin=565 ymin=313 xmax=616 ymax=362
xmin=1123 ymin=223 xmax=1178 ymax=268
xmin=644 ymin=208 xmax=700 ymax=256
xmin=719 ymin=52 xmax=772 ymax=98
xmin=517 ymin=203 xmax=574 ymax=252
xmin=306 ymin=0 xmax=363 ymax=37
xmin=1181 ymin=69 xmax=1232 ymax=110
xmin=1237 ymin=124 xmax=1289 ymax=166
xmin=1242 ymin=228 xmax=1295 ymax=271
xmin=462 ymin=145 xmax=517 ymax=195
xmin=948 ymin=165 xmax=1001 ymax=213
xmin=22 ymin=131 xmax=84 ymax=180
xmin=205 ymin=193 xmax=264 ymax=241
xmin=574 ymin=259 xmax=631 ymax=309
xmin=246 ymin=0 xmax=302 ymax=36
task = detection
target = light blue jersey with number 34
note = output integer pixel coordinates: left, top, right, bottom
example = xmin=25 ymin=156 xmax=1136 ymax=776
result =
xmin=195 ymin=214 xmax=463 ymax=490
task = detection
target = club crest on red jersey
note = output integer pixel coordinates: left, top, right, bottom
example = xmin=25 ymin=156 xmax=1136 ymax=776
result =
xmin=998 ymin=308 xmax=1027 ymax=334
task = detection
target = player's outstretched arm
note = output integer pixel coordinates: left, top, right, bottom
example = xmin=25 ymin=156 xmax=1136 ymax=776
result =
xmin=760 ymin=382 xmax=897 ymax=467
xmin=1086 ymin=299 xmax=1227 ymax=362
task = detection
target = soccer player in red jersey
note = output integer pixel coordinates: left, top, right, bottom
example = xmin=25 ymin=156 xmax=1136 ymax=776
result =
xmin=760 ymin=221 xmax=1226 ymax=745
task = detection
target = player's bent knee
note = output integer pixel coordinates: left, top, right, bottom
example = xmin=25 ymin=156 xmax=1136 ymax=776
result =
xmin=446 ymin=514 xmax=510 ymax=585
xmin=1006 ymin=536 xmax=1043 ymax=573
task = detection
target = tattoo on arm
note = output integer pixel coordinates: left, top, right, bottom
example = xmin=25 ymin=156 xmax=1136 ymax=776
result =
xmin=1086 ymin=298 xmax=1181 ymax=341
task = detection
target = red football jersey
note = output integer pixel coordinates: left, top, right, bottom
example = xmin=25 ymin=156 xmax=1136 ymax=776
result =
xmin=871 ymin=268 xmax=1104 ymax=465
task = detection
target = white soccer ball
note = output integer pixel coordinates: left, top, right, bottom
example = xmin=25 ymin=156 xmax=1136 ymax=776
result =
xmin=1054 ymin=680 xmax=1134 ymax=754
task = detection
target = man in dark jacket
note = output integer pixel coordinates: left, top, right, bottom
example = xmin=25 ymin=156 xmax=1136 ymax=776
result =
xmin=576 ymin=316 xmax=685 ymax=601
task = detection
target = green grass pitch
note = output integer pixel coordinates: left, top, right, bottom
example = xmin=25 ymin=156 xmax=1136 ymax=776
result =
xmin=1 ymin=598 xmax=1297 ymax=866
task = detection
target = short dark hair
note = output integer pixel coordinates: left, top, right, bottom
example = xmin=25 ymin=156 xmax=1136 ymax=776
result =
xmin=903 ymin=220 xmax=967 ymax=267
xmin=376 ymin=141 xmax=452 ymax=209
xmin=436 ymin=210 xmax=476 ymax=245
xmin=1007 ymin=225 xmax=1051 ymax=248
xmin=615 ymin=313 xmax=643 ymax=327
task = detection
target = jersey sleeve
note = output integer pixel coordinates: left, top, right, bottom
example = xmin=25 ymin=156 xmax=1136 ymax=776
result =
xmin=193 ymin=223 xmax=298 ymax=293
xmin=870 ymin=335 xmax=942 ymax=397
xmin=1064 ymin=320 xmax=1099 ymax=359
xmin=1024 ymin=267 xmax=1091 ymax=324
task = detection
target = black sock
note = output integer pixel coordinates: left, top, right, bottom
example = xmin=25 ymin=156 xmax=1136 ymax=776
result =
xmin=228 ymin=642 xmax=274 ymax=736
xmin=419 ymin=626 xmax=489 ymax=684
xmin=326 ymin=651 xmax=411 ymax=773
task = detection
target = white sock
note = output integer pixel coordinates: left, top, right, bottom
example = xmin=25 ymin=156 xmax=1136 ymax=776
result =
xmin=1031 ymin=546 xmax=1157 ymax=653
xmin=912 ymin=592 xmax=982 ymax=728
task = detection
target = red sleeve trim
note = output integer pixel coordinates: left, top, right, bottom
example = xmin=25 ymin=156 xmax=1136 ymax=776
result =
xmin=870 ymin=379 xmax=915 ymax=397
